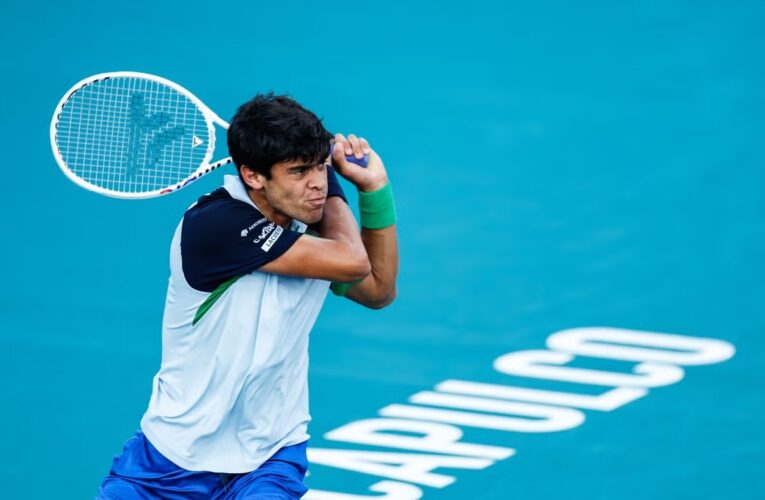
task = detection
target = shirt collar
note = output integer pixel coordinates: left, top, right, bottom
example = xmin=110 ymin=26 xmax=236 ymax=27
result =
xmin=223 ymin=175 xmax=259 ymax=210
xmin=221 ymin=175 xmax=307 ymax=233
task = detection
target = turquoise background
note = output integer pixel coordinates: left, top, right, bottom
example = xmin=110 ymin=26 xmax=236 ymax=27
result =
xmin=1 ymin=1 xmax=763 ymax=498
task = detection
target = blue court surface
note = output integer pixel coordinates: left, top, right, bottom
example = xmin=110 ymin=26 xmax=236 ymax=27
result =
xmin=2 ymin=1 xmax=763 ymax=498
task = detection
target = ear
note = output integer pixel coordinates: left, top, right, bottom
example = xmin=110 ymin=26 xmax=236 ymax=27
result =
xmin=240 ymin=165 xmax=267 ymax=190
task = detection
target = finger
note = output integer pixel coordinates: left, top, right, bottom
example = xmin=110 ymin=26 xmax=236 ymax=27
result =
xmin=332 ymin=142 xmax=347 ymax=167
xmin=333 ymin=133 xmax=350 ymax=163
xmin=332 ymin=136 xmax=349 ymax=169
xmin=336 ymin=132 xmax=353 ymax=155
xmin=359 ymin=137 xmax=371 ymax=155
xmin=367 ymin=148 xmax=382 ymax=169
xmin=347 ymin=134 xmax=364 ymax=159
xmin=334 ymin=133 xmax=348 ymax=151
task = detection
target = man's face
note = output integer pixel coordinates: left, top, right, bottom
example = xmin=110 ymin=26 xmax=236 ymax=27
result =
xmin=260 ymin=157 xmax=329 ymax=225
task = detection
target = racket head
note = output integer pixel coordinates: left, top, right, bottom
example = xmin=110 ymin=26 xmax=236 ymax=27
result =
xmin=50 ymin=72 xmax=222 ymax=199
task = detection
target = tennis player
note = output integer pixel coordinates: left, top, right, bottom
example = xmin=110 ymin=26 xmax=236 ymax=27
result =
xmin=96 ymin=94 xmax=399 ymax=499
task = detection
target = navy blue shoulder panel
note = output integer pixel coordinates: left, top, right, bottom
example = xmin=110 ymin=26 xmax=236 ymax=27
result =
xmin=326 ymin=166 xmax=347 ymax=203
xmin=181 ymin=188 xmax=302 ymax=292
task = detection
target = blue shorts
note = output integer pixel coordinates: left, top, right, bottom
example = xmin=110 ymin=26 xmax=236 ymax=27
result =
xmin=96 ymin=432 xmax=308 ymax=499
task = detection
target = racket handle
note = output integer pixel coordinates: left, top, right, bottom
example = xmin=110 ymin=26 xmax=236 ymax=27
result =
xmin=331 ymin=143 xmax=369 ymax=168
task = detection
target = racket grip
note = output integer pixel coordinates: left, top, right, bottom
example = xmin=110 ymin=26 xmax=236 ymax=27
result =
xmin=331 ymin=143 xmax=369 ymax=168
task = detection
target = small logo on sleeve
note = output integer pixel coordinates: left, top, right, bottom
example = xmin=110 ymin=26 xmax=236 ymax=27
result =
xmin=240 ymin=217 xmax=268 ymax=238
xmin=261 ymin=226 xmax=284 ymax=252
xmin=251 ymin=223 xmax=275 ymax=244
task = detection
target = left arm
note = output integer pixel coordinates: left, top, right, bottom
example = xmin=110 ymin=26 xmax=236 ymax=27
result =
xmin=331 ymin=134 xmax=399 ymax=308
xmin=345 ymin=217 xmax=398 ymax=308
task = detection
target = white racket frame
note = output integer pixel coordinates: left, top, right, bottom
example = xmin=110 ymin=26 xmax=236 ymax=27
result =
xmin=50 ymin=71 xmax=233 ymax=199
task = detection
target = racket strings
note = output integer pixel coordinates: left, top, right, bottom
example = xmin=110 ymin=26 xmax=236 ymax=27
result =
xmin=55 ymin=76 xmax=211 ymax=193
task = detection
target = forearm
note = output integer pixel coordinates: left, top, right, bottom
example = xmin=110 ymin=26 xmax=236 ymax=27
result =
xmin=319 ymin=196 xmax=369 ymax=276
xmin=346 ymin=223 xmax=399 ymax=308
xmin=319 ymin=196 xmax=365 ymax=248
xmin=260 ymin=197 xmax=369 ymax=282
xmin=329 ymin=134 xmax=399 ymax=307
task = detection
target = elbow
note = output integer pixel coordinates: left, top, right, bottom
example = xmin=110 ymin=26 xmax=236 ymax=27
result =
xmin=346 ymin=254 xmax=371 ymax=283
xmin=333 ymin=241 xmax=370 ymax=282
xmin=363 ymin=286 xmax=397 ymax=310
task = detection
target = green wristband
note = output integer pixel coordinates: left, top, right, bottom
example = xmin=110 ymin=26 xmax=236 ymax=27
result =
xmin=330 ymin=279 xmax=362 ymax=296
xmin=359 ymin=182 xmax=397 ymax=230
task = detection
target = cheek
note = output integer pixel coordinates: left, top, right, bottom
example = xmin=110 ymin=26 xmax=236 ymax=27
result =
xmin=282 ymin=182 xmax=303 ymax=201
xmin=287 ymin=179 xmax=312 ymax=198
xmin=268 ymin=180 xmax=302 ymax=207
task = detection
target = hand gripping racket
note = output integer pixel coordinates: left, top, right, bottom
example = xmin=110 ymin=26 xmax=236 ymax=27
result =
xmin=50 ymin=71 xmax=367 ymax=199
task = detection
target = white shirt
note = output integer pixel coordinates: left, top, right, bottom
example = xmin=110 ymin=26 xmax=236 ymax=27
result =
xmin=141 ymin=175 xmax=329 ymax=472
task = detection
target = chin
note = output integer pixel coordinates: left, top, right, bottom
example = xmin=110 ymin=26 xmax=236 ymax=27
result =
xmin=296 ymin=209 xmax=324 ymax=225
xmin=304 ymin=213 xmax=323 ymax=225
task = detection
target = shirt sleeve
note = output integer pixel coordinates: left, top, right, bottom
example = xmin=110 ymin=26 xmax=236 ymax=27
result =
xmin=327 ymin=166 xmax=347 ymax=203
xmin=180 ymin=195 xmax=301 ymax=292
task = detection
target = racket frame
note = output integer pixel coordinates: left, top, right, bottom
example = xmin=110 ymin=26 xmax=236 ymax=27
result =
xmin=50 ymin=71 xmax=232 ymax=199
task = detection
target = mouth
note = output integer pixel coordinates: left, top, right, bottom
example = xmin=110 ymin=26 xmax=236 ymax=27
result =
xmin=307 ymin=197 xmax=326 ymax=209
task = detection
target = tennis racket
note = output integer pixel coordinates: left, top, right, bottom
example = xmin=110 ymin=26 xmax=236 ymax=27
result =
xmin=50 ymin=71 xmax=367 ymax=199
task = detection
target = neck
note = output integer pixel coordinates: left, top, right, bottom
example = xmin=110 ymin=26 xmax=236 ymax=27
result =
xmin=247 ymin=188 xmax=292 ymax=228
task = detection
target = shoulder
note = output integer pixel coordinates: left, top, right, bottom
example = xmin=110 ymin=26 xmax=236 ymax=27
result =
xmin=186 ymin=187 xmax=263 ymax=224
xmin=179 ymin=188 xmax=302 ymax=292
xmin=183 ymin=188 xmax=268 ymax=245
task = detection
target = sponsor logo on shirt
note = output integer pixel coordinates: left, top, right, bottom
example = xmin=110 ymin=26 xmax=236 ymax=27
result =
xmin=261 ymin=226 xmax=284 ymax=252
xmin=252 ymin=223 xmax=275 ymax=244
xmin=240 ymin=217 xmax=268 ymax=238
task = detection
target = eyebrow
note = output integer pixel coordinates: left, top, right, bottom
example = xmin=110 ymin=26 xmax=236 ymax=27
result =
xmin=289 ymin=161 xmax=327 ymax=170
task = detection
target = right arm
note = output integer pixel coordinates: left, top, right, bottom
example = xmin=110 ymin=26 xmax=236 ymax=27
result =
xmin=259 ymin=196 xmax=370 ymax=282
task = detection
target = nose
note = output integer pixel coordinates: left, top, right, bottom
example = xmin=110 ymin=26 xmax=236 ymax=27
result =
xmin=307 ymin=166 xmax=327 ymax=191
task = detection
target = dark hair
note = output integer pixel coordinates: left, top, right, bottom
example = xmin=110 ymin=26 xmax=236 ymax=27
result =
xmin=227 ymin=93 xmax=332 ymax=184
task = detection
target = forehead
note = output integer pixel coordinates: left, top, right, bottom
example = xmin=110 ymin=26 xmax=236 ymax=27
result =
xmin=272 ymin=156 xmax=329 ymax=172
